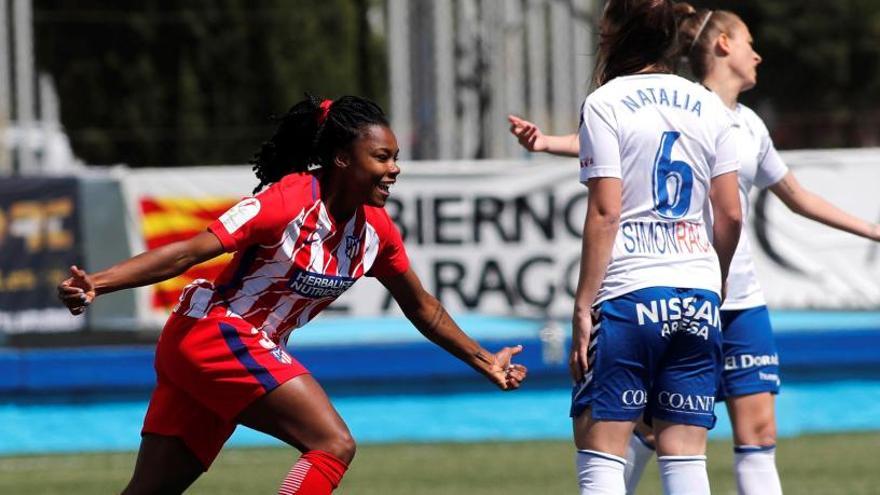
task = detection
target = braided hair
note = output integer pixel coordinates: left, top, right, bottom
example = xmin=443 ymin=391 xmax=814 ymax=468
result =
xmin=249 ymin=95 xmax=389 ymax=193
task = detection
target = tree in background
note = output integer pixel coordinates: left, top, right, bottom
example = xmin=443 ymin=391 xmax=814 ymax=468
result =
xmin=34 ymin=0 xmax=387 ymax=166
xmin=32 ymin=0 xmax=880 ymax=163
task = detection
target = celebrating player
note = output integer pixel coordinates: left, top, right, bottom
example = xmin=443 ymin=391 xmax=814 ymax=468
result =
xmin=58 ymin=95 xmax=527 ymax=495
xmin=510 ymin=4 xmax=880 ymax=494
xmin=568 ymin=1 xmax=741 ymax=493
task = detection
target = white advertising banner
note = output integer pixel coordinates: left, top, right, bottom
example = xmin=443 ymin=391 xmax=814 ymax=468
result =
xmin=118 ymin=149 xmax=880 ymax=328
xmin=750 ymin=149 xmax=880 ymax=309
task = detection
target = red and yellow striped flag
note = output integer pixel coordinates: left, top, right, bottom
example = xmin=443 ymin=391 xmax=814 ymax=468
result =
xmin=139 ymin=197 xmax=237 ymax=310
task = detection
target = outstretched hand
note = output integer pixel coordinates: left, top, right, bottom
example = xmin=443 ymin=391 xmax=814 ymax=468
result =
xmin=57 ymin=265 xmax=96 ymax=315
xmin=508 ymin=115 xmax=549 ymax=152
xmin=485 ymin=345 xmax=528 ymax=391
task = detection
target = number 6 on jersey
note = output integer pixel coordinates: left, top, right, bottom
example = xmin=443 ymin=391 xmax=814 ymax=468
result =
xmin=652 ymin=131 xmax=694 ymax=219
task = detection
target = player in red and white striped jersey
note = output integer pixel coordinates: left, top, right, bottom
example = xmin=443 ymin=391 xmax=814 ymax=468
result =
xmin=58 ymin=95 xmax=527 ymax=495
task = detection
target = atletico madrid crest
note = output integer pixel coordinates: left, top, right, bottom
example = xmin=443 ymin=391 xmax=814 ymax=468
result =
xmin=344 ymin=234 xmax=361 ymax=259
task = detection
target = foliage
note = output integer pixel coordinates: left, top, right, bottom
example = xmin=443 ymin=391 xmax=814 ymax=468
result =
xmin=34 ymin=0 xmax=387 ymax=166
xmin=692 ymin=0 xmax=880 ymax=147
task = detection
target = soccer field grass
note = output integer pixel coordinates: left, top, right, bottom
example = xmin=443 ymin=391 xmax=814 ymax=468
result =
xmin=0 ymin=432 xmax=877 ymax=494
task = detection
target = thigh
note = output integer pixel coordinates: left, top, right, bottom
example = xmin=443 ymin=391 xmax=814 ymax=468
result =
xmin=719 ymin=306 xmax=781 ymax=400
xmin=142 ymin=367 xmax=237 ymax=470
xmin=652 ymin=419 xmax=708 ymax=457
xmin=648 ymin=289 xmax=723 ymax=429
xmin=146 ymin=313 xmax=310 ymax=468
xmin=236 ymin=373 xmax=355 ymax=462
xmin=122 ymin=434 xmax=205 ymax=495
xmin=573 ymin=410 xmax=637 ymax=458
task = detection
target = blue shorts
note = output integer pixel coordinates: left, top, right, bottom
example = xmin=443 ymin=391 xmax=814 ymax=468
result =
xmin=571 ymin=287 xmax=724 ymax=429
xmin=718 ymin=306 xmax=781 ymax=400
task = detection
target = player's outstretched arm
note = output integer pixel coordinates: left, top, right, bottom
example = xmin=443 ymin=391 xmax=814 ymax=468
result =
xmin=770 ymin=172 xmax=880 ymax=241
xmin=507 ymin=115 xmax=579 ymax=157
xmin=57 ymin=231 xmax=226 ymax=315
xmin=379 ymin=268 xmax=527 ymax=391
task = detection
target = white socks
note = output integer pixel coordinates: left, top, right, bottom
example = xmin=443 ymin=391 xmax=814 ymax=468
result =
xmin=734 ymin=445 xmax=782 ymax=495
xmin=624 ymin=432 xmax=655 ymax=494
xmin=658 ymin=455 xmax=710 ymax=495
xmin=582 ymin=437 xmax=779 ymax=495
xmin=576 ymin=449 xmax=627 ymax=495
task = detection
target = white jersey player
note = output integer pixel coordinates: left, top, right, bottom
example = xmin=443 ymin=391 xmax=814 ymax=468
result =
xmin=509 ymin=5 xmax=880 ymax=495
xmin=568 ymin=1 xmax=742 ymax=494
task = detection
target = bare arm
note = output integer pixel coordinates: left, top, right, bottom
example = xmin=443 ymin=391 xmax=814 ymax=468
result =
xmin=770 ymin=172 xmax=880 ymax=241
xmin=570 ymin=177 xmax=621 ymax=381
xmin=508 ymin=115 xmax=579 ymax=157
xmin=709 ymin=172 xmax=743 ymax=290
xmin=379 ymin=268 xmax=526 ymax=390
xmin=57 ymin=231 xmax=226 ymax=314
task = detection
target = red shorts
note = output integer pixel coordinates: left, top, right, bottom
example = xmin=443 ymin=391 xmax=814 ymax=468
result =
xmin=143 ymin=308 xmax=309 ymax=468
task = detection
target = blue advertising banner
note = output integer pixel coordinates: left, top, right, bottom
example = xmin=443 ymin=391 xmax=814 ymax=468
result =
xmin=0 ymin=177 xmax=84 ymax=333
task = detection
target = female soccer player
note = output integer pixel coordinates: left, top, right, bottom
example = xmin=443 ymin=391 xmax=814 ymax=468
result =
xmin=510 ymin=4 xmax=880 ymax=494
xmin=568 ymin=1 xmax=742 ymax=493
xmin=58 ymin=95 xmax=527 ymax=495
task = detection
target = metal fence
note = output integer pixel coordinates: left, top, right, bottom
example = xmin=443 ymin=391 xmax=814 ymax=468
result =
xmin=387 ymin=0 xmax=599 ymax=160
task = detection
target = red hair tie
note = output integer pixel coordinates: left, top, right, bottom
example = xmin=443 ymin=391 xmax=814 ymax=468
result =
xmin=317 ymin=99 xmax=333 ymax=125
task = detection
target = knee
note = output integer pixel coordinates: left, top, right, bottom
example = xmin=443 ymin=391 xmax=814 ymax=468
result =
xmin=740 ymin=418 xmax=776 ymax=447
xmin=321 ymin=432 xmax=356 ymax=465
xmin=753 ymin=419 xmax=777 ymax=446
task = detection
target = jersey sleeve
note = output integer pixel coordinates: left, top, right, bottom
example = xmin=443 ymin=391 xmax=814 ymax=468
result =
xmin=711 ymin=118 xmax=740 ymax=178
xmin=579 ymin=97 xmax=622 ymax=182
xmin=366 ymin=210 xmax=411 ymax=278
xmin=753 ymin=120 xmax=789 ymax=189
xmin=208 ymin=186 xmax=286 ymax=253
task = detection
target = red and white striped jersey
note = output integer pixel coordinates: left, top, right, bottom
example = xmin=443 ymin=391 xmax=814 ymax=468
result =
xmin=173 ymin=173 xmax=409 ymax=344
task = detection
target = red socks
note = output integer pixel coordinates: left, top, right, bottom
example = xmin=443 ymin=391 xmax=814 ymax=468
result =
xmin=278 ymin=450 xmax=349 ymax=495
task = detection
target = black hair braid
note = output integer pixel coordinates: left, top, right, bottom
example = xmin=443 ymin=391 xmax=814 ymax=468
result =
xmin=249 ymin=95 xmax=389 ymax=194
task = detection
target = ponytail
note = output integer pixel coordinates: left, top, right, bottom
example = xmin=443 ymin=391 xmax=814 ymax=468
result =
xmin=249 ymin=95 xmax=389 ymax=193
xmin=593 ymin=0 xmax=679 ymax=86
xmin=674 ymin=3 xmax=743 ymax=80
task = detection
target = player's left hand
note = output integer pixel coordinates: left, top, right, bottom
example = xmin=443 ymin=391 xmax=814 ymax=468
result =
xmin=487 ymin=345 xmax=527 ymax=391
xmin=569 ymin=314 xmax=592 ymax=382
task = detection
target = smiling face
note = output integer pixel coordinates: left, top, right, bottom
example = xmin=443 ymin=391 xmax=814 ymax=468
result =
xmin=724 ymin=20 xmax=762 ymax=91
xmin=334 ymin=124 xmax=400 ymax=208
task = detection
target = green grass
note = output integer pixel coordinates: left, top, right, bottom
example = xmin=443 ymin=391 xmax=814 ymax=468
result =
xmin=1 ymin=432 xmax=878 ymax=494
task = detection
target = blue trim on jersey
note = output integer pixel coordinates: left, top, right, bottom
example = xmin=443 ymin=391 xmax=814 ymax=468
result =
xmin=218 ymin=322 xmax=279 ymax=392
xmin=734 ymin=444 xmax=776 ymax=454
xmin=216 ymin=244 xmax=260 ymax=302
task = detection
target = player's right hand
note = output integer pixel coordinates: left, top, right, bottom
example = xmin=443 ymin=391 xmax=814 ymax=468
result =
xmin=508 ymin=115 xmax=549 ymax=152
xmin=57 ymin=265 xmax=96 ymax=316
